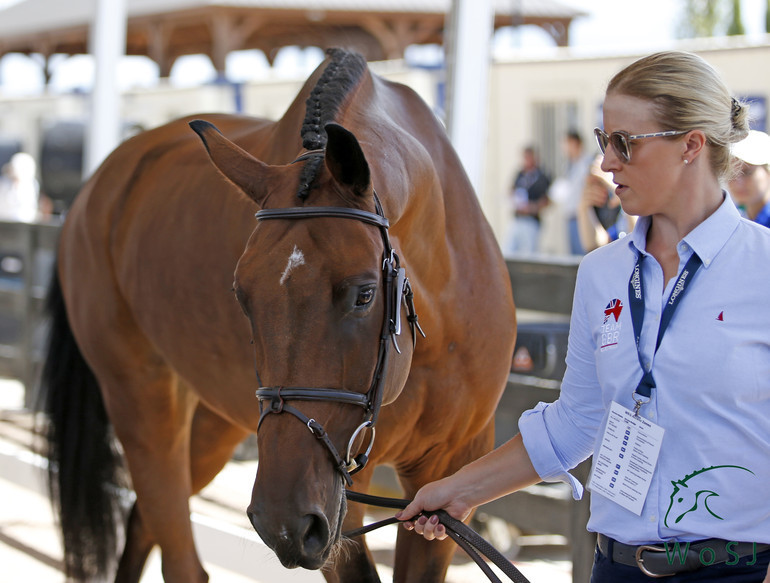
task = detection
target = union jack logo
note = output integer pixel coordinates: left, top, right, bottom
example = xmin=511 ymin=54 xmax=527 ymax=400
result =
xmin=604 ymin=299 xmax=623 ymax=323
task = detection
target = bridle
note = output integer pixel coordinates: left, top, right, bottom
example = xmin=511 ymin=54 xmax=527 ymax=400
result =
xmin=252 ymin=151 xmax=531 ymax=583
xmin=254 ymin=150 xmax=424 ymax=486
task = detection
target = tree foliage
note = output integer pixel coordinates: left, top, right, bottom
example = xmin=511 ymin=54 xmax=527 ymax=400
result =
xmin=677 ymin=0 xmax=747 ymax=38
xmin=727 ymin=0 xmax=746 ymax=35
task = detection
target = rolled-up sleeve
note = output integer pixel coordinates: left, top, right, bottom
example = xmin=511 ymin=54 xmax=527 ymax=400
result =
xmin=519 ymin=402 xmax=585 ymax=498
xmin=517 ymin=257 xmax=610 ymax=499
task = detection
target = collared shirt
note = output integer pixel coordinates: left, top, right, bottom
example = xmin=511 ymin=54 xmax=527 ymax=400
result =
xmin=519 ymin=195 xmax=770 ymax=545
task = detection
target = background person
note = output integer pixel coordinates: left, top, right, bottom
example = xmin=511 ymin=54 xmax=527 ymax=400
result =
xmin=0 ymin=152 xmax=41 ymax=222
xmin=547 ymin=130 xmax=594 ymax=254
xmin=396 ymin=51 xmax=770 ymax=582
xmin=577 ymin=154 xmax=636 ymax=251
xmin=505 ymin=145 xmax=550 ymax=254
xmin=727 ymin=129 xmax=770 ymax=227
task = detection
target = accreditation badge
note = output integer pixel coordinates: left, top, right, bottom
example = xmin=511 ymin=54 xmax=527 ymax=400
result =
xmin=588 ymin=401 xmax=664 ymax=515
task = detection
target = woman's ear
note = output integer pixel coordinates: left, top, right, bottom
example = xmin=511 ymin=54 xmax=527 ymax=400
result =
xmin=682 ymin=129 xmax=707 ymax=163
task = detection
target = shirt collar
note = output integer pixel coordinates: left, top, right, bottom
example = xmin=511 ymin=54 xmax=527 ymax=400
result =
xmin=627 ymin=192 xmax=741 ymax=268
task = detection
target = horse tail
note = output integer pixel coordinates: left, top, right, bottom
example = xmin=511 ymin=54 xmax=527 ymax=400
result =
xmin=40 ymin=264 xmax=123 ymax=580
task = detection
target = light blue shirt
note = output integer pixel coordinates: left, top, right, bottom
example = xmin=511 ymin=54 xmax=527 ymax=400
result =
xmin=519 ymin=195 xmax=770 ymax=545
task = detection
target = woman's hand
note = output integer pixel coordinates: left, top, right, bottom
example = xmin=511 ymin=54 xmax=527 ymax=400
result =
xmin=395 ymin=477 xmax=472 ymax=541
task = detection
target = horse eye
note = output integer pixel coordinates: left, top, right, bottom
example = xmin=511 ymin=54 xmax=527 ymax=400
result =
xmin=356 ymin=287 xmax=375 ymax=306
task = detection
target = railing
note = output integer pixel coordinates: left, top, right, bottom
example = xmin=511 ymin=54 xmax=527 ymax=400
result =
xmin=0 ymin=219 xmax=60 ymax=409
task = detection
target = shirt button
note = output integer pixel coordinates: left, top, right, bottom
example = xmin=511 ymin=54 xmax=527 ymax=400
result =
xmin=649 ymin=515 xmax=657 ymax=522
xmin=645 ymin=362 xmax=652 ymax=371
xmin=648 ymin=411 xmax=655 ymax=419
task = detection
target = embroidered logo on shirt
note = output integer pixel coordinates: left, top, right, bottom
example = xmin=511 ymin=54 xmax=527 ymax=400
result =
xmin=604 ymin=299 xmax=623 ymax=323
xmin=716 ymin=311 xmax=724 ymax=321
xmin=664 ymin=465 xmax=754 ymax=527
xmin=601 ymin=299 xmax=623 ymax=351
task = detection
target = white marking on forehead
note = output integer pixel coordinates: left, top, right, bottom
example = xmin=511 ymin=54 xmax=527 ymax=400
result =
xmin=280 ymin=245 xmax=306 ymax=285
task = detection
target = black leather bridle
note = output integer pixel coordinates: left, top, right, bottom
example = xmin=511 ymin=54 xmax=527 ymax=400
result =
xmin=254 ymin=154 xmax=424 ymax=486
xmin=252 ymin=152 xmax=530 ymax=583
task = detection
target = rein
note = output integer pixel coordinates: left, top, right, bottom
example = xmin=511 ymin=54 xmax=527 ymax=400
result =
xmin=344 ymin=490 xmax=532 ymax=583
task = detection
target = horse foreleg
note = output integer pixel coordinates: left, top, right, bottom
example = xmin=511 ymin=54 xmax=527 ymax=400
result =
xmin=393 ymin=419 xmax=498 ymax=583
xmin=105 ymin=372 xmax=207 ymax=583
xmin=393 ymin=529 xmax=456 ymax=583
xmin=114 ymin=403 xmax=250 ymax=582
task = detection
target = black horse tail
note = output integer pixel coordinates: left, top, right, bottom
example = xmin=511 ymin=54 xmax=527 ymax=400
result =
xmin=40 ymin=265 xmax=124 ymax=580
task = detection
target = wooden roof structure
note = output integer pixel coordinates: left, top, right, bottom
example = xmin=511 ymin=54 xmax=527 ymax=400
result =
xmin=0 ymin=0 xmax=586 ymax=79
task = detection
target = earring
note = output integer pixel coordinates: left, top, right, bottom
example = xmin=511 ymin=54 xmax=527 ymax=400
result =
xmin=683 ymin=159 xmax=690 ymax=165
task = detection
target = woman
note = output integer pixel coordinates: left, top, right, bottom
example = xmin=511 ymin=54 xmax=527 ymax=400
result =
xmin=396 ymin=51 xmax=770 ymax=582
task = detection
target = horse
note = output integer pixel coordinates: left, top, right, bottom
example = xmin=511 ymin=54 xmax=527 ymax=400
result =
xmin=41 ymin=47 xmax=516 ymax=583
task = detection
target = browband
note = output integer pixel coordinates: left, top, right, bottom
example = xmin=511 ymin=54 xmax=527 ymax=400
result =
xmin=256 ymin=207 xmax=389 ymax=229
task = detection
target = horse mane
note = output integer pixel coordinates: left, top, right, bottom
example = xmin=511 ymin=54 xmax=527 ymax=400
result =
xmin=297 ymin=48 xmax=368 ymax=199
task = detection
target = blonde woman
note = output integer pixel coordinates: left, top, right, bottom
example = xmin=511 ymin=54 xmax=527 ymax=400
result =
xmin=397 ymin=51 xmax=770 ymax=582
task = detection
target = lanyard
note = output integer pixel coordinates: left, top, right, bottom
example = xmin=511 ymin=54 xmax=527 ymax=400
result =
xmin=627 ymin=250 xmax=703 ymax=415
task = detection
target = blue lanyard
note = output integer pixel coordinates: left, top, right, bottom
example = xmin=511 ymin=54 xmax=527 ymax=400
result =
xmin=627 ymin=251 xmax=703 ymax=415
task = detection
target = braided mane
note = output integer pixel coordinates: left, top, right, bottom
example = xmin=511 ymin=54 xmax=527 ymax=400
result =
xmin=297 ymin=48 xmax=367 ymax=199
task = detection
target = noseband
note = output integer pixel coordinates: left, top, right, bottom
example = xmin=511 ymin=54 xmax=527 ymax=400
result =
xmin=254 ymin=161 xmax=424 ymax=486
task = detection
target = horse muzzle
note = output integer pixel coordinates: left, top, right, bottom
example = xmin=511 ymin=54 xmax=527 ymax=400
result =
xmin=247 ymin=502 xmax=336 ymax=570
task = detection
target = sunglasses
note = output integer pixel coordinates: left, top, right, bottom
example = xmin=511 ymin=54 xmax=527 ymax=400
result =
xmin=594 ymin=128 xmax=688 ymax=163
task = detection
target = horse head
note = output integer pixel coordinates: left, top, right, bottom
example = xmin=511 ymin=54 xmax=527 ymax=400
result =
xmin=191 ymin=118 xmax=416 ymax=569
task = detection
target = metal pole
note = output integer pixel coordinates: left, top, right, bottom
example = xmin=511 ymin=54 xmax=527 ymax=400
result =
xmin=445 ymin=0 xmax=494 ymax=195
xmin=84 ymin=0 xmax=127 ymax=178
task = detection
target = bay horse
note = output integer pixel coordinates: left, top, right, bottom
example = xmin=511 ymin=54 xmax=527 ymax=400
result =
xmin=42 ymin=48 xmax=516 ymax=582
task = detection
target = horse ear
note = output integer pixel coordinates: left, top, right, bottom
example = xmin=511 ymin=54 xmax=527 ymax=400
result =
xmin=324 ymin=123 xmax=371 ymax=196
xmin=189 ymin=120 xmax=276 ymax=206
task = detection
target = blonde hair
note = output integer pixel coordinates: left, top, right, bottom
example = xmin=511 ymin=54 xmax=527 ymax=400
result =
xmin=607 ymin=51 xmax=749 ymax=181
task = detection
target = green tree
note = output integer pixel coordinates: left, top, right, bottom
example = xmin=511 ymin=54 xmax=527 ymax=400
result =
xmin=727 ymin=0 xmax=746 ymax=35
xmin=677 ymin=0 xmax=729 ymax=38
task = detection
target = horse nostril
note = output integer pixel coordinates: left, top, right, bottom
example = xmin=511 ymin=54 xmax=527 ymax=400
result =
xmin=300 ymin=512 xmax=329 ymax=557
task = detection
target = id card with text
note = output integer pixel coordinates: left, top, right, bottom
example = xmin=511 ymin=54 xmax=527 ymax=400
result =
xmin=588 ymin=401 xmax=664 ymax=515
